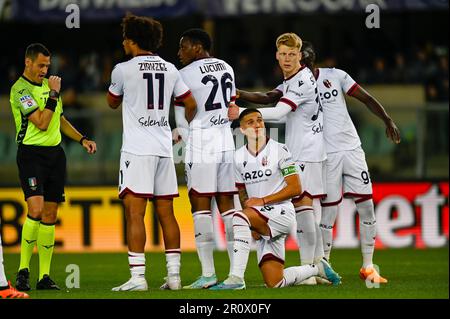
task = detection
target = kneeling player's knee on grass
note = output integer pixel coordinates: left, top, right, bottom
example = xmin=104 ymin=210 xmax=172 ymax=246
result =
xmin=265 ymin=278 xmax=282 ymax=288
xmin=260 ymin=260 xmax=284 ymax=288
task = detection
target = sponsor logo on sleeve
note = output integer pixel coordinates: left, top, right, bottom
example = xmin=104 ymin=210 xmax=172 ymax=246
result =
xmin=19 ymin=95 xmax=37 ymax=110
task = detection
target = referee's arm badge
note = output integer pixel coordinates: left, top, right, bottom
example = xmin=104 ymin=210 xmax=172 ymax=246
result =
xmin=19 ymin=94 xmax=38 ymax=114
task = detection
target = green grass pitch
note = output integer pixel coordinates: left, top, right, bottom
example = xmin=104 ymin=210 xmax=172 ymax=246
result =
xmin=2 ymin=248 xmax=448 ymax=299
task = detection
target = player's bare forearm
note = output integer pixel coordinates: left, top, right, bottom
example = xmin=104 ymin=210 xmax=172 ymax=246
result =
xmin=238 ymin=188 xmax=249 ymax=208
xmin=106 ymin=92 xmax=122 ymax=109
xmin=352 ymin=86 xmax=392 ymax=124
xmin=60 ymin=115 xmax=84 ymax=141
xmin=60 ymin=116 xmax=97 ymax=154
xmin=351 ymin=86 xmax=401 ymax=144
xmin=237 ymin=89 xmax=282 ymax=105
xmin=262 ymin=174 xmax=301 ymax=205
xmin=28 ymin=107 xmax=56 ymax=131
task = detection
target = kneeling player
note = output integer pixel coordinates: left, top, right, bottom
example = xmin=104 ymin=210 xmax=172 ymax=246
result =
xmin=211 ymin=109 xmax=341 ymax=290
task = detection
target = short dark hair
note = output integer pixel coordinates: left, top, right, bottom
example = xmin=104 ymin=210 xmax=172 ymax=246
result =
xmin=121 ymin=13 xmax=163 ymax=52
xmin=25 ymin=43 xmax=50 ymax=60
xmin=239 ymin=108 xmax=261 ymax=123
xmin=301 ymin=41 xmax=316 ymax=69
xmin=181 ymin=28 xmax=212 ymax=52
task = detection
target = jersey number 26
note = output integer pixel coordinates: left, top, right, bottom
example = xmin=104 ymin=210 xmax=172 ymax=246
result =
xmin=202 ymin=72 xmax=233 ymax=111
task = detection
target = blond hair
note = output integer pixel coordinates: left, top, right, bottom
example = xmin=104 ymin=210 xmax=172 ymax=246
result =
xmin=276 ymin=33 xmax=302 ymax=50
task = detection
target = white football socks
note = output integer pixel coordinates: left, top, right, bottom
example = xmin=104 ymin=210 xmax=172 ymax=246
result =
xmin=314 ymin=222 xmax=325 ymax=264
xmin=165 ymin=249 xmax=181 ymax=277
xmin=276 ymin=265 xmax=319 ymax=288
xmin=356 ymin=199 xmax=377 ymax=268
xmin=128 ymin=251 xmax=145 ymax=278
xmin=230 ymin=212 xmax=251 ymax=279
xmin=295 ymin=206 xmax=316 ymax=265
xmin=221 ymin=209 xmax=236 ymax=275
xmin=320 ymin=204 xmax=339 ymax=261
xmin=193 ymin=211 xmax=215 ymax=277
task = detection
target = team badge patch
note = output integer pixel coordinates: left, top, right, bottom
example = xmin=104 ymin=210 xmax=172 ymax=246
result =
xmin=262 ymin=156 xmax=269 ymax=166
xmin=323 ymin=80 xmax=332 ymax=88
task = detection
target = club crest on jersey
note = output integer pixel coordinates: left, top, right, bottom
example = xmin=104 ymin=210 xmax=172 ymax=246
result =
xmin=125 ymin=160 xmax=130 ymax=168
xmin=299 ymin=164 xmax=305 ymax=172
xmin=261 ymin=156 xmax=269 ymax=166
xmin=243 ymin=161 xmax=247 ymax=168
xmin=188 ymin=162 xmax=193 ymax=169
xmin=323 ymin=79 xmax=332 ymax=88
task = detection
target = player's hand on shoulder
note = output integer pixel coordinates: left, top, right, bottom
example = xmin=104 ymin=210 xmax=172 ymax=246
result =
xmin=228 ymin=102 xmax=239 ymax=120
xmin=48 ymin=76 xmax=61 ymax=93
xmin=82 ymin=138 xmax=97 ymax=154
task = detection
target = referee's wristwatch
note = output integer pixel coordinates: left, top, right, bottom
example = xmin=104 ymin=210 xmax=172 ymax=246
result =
xmin=49 ymin=89 xmax=60 ymax=99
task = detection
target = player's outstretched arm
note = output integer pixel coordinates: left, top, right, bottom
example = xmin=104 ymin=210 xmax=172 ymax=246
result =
xmin=351 ymin=86 xmax=401 ymax=144
xmin=257 ymin=102 xmax=291 ymax=121
xmin=245 ymin=174 xmax=301 ymax=207
xmin=60 ymin=115 xmax=97 ymax=154
xmin=228 ymin=102 xmax=287 ymax=123
xmin=237 ymin=89 xmax=283 ymax=105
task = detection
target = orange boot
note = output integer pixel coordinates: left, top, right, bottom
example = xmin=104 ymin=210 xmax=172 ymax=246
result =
xmin=359 ymin=267 xmax=388 ymax=284
xmin=0 ymin=281 xmax=30 ymax=298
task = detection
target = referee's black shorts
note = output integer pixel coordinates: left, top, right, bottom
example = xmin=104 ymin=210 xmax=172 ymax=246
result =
xmin=16 ymin=144 xmax=66 ymax=203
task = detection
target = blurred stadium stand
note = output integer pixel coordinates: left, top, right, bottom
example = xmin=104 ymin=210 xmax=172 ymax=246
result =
xmin=0 ymin=0 xmax=448 ymax=185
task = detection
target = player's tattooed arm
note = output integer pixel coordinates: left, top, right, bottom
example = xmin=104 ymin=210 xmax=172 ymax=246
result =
xmin=238 ymin=188 xmax=249 ymax=208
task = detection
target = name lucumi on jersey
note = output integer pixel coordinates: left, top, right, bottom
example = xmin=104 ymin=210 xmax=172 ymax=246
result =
xmin=199 ymin=62 xmax=227 ymax=74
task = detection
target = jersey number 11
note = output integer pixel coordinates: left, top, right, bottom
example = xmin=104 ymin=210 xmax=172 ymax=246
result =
xmin=143 ymin=72 xmax=165 ymax=110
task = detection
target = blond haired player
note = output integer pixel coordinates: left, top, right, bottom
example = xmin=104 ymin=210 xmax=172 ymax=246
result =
xmin=229 ymin=33 xmax=334 ymax=284
xmin=233 ymin=41 xmax=400 ymax=284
